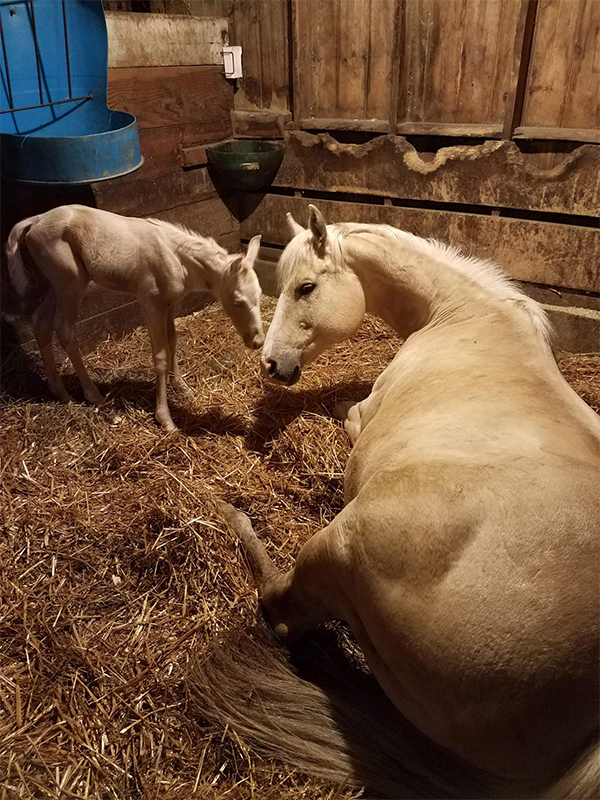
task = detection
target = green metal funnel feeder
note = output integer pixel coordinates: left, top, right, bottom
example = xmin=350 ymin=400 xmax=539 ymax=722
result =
xmin=206 ymin=140 xmax=285 ymax=192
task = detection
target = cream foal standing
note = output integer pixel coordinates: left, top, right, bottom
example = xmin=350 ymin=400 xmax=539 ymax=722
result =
xmin=215 ymin=205 xmax=599 ymax=798
xmin=6 ymin=205 xmax=263 ymax=430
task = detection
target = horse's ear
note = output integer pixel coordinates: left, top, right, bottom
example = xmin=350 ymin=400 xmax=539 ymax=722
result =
xmin=243 ymin=235 xmax=261 ymax=266
xmin=308 ymin=204 xmax=327 ymax=250
xmin=227 ymin=254 xmax=245 ymax=275
xmin=286 ymin=212 xmax=305 ymax=239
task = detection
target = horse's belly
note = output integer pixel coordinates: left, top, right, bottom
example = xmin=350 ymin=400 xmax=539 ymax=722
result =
xmin=342 ymin=461 xmax=599 ymax=778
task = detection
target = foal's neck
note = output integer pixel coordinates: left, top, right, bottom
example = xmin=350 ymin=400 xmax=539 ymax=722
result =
xmin=169 ymin=229 xmax=229 ymax=294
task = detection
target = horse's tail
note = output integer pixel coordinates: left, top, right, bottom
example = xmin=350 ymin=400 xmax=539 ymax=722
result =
xmin=544 ymin=739 xmax=599 ymax=799
xmin=5 ymin=215 xmax=42 ymax=298
xmin=190 ymin=625 xmax=520 ymax=799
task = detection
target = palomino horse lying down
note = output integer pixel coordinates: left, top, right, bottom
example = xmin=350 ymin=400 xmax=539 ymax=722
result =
xmin=6 ymin=205 xmax=263 ymax=431
xmin=216 ymin=206 xmax=599 ymax=798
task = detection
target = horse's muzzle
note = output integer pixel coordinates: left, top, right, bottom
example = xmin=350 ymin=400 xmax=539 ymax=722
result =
xmin=261 ymin=357 xmax=301 ymax=386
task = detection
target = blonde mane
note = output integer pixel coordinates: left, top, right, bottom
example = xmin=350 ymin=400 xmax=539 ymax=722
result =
xmin=279 ymin=222 xmax=551 ymax=341
xmin=146 ymin=217 xmax=228 ymax=261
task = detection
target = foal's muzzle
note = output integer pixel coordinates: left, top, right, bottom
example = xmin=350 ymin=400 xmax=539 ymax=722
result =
xmin=244 ymin=332 xmax=265 ymax=350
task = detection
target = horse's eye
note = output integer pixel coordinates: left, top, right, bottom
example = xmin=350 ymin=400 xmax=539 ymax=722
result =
xmin=298 ymin=282 xmax=316 ymax=296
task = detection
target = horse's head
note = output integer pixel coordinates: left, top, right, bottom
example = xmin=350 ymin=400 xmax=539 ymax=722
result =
xmin=261 ymin=205 xmax=365 ymax=385
xmin=220 ymin=235 xmax=264 ymax=350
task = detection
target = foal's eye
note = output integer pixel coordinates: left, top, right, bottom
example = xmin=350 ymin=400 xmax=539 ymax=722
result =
xmin=298 ymin=282 xmax=316 ymax=296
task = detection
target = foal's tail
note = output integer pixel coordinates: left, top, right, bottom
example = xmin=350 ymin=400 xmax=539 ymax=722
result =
xmin=191 ymin=625 xmax=598 ymax=799
xmin=5 ymin=215 xmax=42 ymax=299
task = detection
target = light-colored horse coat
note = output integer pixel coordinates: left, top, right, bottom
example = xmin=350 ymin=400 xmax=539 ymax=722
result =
xmin=218 ymin=205 xmax=599 ymax=797
xmin=6 ymin=205 xmax=263 ymax=430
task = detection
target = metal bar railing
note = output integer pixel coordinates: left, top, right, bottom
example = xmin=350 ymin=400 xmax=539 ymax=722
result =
xmin=0 ymin=94 xmax=92 ymax=114
xmin=61 ymin=0 xmax=72 ymax=99
xmin=0 ymin=10 xmax=14 ymax=109
xmin=28 ymin=0 xmax=44 ymax=105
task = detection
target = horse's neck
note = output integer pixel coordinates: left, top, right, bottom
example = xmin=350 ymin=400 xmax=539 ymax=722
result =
xmin=349 ymin=236 xmax=523 ymax=341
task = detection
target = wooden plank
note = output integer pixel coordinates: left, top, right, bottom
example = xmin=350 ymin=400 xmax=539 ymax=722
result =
xmin=522 ymin=0 xmax=600 ymax=132
xmin=232 ymin=0 xmax=289 ymax=111
xmin=232 ymin=109 xmax=292 ymax=138
xmin=396 ymin=122 xmax=503 ymax=137
xmin=240 ymin=194 xmax=599 ymax=292
xmin=336 ymin=0 xmax=370 ymax=118
xmin=273 ymin=132 xmax=600 ymax=218
xmin=92 ymin=168 xmax=219 ymax=217
xmin=365 ymin=0 xmax=396 ymax=121
xmin=106 ymin=11 xmax=229 ymax=67
xmin=401 ymin=0 xmax=522 ymax=128
xmin=514 ymin=126 xmax=600 ymax=145
xmin=116 ymin=126 xmax=182 ymax=183
xmin=107 ymin=66 xmax=233 ymax=131
xmin=257 ymin=0 xmax=290 ymax=111
xmin=294 ymin=0 xmax=394 ymax=124
xmin=300 ymin=118 xmax=389 ymax=132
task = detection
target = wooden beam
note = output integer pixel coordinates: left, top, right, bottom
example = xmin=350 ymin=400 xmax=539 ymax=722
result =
xmin=502 ymin=0 xmax=538 ymax=140
xmin=396 ymin=122 xmax=503 ymax=138
xmin=232 ymin=109 xmax=292 ymax=139
xmin=513 ymin=126 xmax=600 ymax=145
xmin=300 ymin=118 xmax=390 ymax=133
xmin=106 ymin=11 xmax=229 ymax=67
xmin=92 ymin=168 xmax=219 ymax=217
xmin=273 ymin=132 xmax=600 ymax=218
xmin=240 ymin=194 xmax=599 ymax=293
xmin=388 ymin=0 xmax=403 ymax=133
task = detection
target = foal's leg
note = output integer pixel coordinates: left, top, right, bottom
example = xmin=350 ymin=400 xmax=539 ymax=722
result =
xmin=218 ymin=502 xmax=351 ymax=642
xmin=141 ymin=299 xmax=176 ymax=431
xmin=53 ymin=289 xmax=105 ymax=406
xmin=31 ymin=291 xmax=73 ymax=403
xmin=166 ymin=305 xmax=192 ymax=395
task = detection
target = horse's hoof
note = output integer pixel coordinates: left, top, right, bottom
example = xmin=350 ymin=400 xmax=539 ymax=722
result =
xmin=332 ymin=401 xmax=356 ymax=421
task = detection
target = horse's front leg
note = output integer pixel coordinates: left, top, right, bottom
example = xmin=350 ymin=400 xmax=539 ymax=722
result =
xmin=141 ymin=299 xmax=176 ymax=431
xmin=332 ymin=400 xmax=363 ymax=446
xmin=166 ymin=304 xmax=192 ymax=395
xmin=217 ymin=502 xmax=351 ymax=642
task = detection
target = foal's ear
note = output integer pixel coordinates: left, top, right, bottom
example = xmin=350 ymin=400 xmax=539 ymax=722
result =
xmin=308 ymin=204 xmax=327 ymax=250
xmin=243 ymin=235 xmax=261 ymax=266
xmin=286 ymin=212 xmax=305 ymax=239
xmin=228 ymin=254 xmax=245 ymax=275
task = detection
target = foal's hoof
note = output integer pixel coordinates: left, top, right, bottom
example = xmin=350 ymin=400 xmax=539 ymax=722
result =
xmin=332 ymin=401 xmax=356 ymax=421
xmin=172 ymin=379 xmax=193 ymax=396
xmin=156 ymin=414 xmax=178 ymax=432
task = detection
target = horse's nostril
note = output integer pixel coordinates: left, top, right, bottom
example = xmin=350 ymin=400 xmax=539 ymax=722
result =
xmin=267 ymin=359 xmax=277 ymax=376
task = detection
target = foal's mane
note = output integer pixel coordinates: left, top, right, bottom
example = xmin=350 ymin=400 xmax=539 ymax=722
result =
xmin=280 ymin=222 xmax=551 ymax=340
xmin=146 ymin=218 xmax=228 ymax=260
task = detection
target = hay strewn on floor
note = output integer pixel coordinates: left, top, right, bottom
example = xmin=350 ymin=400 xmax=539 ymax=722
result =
xmin=1 ymin=298 xmax=598 ymax=799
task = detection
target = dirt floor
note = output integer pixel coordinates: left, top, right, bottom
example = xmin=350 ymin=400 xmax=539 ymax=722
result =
xmin=1 ymin=297 xmax=598 ymax=800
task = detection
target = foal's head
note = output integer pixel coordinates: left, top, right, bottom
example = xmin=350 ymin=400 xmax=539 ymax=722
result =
xmin=219 ymin=236 xmax=264 ymax=350
xmin=261 ymin=205 xmax=365 ymax=385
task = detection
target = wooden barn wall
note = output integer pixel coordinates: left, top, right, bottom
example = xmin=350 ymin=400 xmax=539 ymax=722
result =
xmin=229 ymin=0 xmax=599 ymax=350
xmin=2 ymin=11 xmax=237 ymax=351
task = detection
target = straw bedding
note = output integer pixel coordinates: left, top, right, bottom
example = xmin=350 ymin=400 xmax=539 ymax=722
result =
xmin=1 ymin=297 xmax=598 ymax=800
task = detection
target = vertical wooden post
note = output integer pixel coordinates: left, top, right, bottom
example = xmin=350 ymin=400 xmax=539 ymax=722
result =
xmin=290 ymin=0 xmax=303 ymax=127
xmin=388 ymin=0 xmax=403 ymax=133
xmin=502 ymin=0 xmax=538 ymax=141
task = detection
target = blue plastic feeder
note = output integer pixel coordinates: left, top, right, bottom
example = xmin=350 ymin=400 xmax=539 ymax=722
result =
xmin=0 ymin=0 xmax=143 ymax=185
